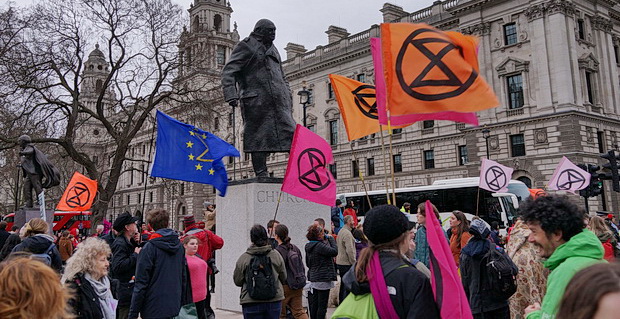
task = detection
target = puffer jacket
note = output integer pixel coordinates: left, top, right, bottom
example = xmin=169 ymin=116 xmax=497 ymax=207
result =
xmin=305 ymin=235 xmax=338 ymax=282
xmin=12 ymin=233 xmax=62 ymax=272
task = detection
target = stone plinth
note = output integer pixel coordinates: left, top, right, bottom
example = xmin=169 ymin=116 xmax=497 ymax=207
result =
xmin=14 ymin=208 xmax=55 ymax=233
xmin=215 ymin=178 xmax=330 ymax=312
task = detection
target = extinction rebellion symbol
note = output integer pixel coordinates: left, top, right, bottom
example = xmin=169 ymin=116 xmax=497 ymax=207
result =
xmin=485 ymin=166 xmax=508 ymax=192
xmin=297 ymin=148 xmax=332 ymax=192
xmin=395 ymin=28 xmax=478 ymax=101
xmin=555 ymin=169 xmax=587 ymax=190
xmin=351 ymin=85 xmax=378 ymax=119
xmin=65 ymin=182 xmax=91 ymax=208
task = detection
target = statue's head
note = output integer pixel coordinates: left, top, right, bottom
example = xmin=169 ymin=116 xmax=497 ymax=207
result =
xmin=18 ymin=135 xmax=31 ymax=147
xmin=252 ymin=19 xmax=276 ymax=44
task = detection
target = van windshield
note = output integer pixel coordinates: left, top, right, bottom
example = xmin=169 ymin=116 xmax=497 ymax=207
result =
xmin=507 ymin=183 xmax=531 ymax=202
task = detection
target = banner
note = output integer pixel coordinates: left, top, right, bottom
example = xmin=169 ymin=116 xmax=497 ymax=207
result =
xmin=380 ymin=23 xmax=498 ymax=116
xmin=371 ymin=37 xmax=479 ymax=126
xmin=150 ymin=111 xmax=239 ymax=196
xmin=547 ymin=156 xmax=590 ymax=194
xmin=329 ymin=74 xmax=381 ymax=141
xmin=426 ymin=200 xmax=473 ymax=319
xmin=281 ymin=124 xmax=336 ymax=206
xmin=479 ymin=158 xmax=514 ymax=193
xmin=56 ymin=172 xmax=98 ymax=211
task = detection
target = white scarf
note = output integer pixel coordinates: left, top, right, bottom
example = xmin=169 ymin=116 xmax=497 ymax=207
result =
xmin=84 ymin=273 xmax=117 ymax=319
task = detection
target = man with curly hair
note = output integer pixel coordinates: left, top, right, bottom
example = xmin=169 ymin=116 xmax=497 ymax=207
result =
xmin=521 ymin=195 xmax=605 ymax=319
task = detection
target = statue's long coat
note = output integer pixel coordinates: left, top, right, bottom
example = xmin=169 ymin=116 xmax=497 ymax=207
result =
xmin=221 ymin=35 xmax=296 ymax=152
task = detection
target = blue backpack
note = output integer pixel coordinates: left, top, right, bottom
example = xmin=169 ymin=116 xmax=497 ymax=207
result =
xmin=31 ymin=243 xmax=55 ymax=266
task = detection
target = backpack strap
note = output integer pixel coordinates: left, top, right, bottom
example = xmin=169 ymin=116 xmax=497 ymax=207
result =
xmin=45 ymin=243 xmax=56 ymax=255
xmin=366 ymin=251 xmax=400 ymax=319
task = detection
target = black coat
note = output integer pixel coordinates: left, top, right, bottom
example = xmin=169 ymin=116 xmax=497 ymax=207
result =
xmin=305 ymin=235 xmax=338 ymax=282
xmin=343 ymin=251 xmax=440 ymax=318
xmin=12 ymin=234 xmax=62 ymax=272
xmin=221 ymin=35 xmax=296 ymax=152
xmin=110 ymin=235 xmax=138 ymax=307
xmin=67 ymin=273 xmax=118 ymax=319
xmin=128 ymin=229 xmax=191 ymax=319
xmin=460 ymin=238 xmax=509 ymax=314
xmin=0 ymin=229 xmax=10 ymax=252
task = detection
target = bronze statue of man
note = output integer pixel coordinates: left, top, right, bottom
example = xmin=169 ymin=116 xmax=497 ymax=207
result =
xmin=18 ymin=135 xmax=60 ymax=208
xmin=221 ymin=19 xmax=296 ymax=177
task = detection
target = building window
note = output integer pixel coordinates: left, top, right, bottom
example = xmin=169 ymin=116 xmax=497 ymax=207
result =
xmin=228 ymin=113 xmax=234 ymax=127
xmin=598 ymin=131 xmax=606 ymax=153
xmin=307 ymin=88 xmax=314 ymax=104
xmin=141 ymin=164 xmax=145 ymax=183
xmin=510 ymin=134 xmax=526 ymax=157
xmin=517 ymin=176 xmax=532 ymax=188
xmin=214 ymin=14 xmax=222 ymax=31
xmin=216 ymin=46 xmax=226 ymax=65
xmin=458 ymin=145 xmax=468 ymax=166
xmin=137 ymin=193 xmax=141 ymax=204
xmin=507 ymin=74 xmax=524 ymax=109
xmin=367 ymin=158 xmax=375 ymax=176
xmin=614 ymin=45 xmax=620 ymax=64
xmin=356 ymin=73 xmax=366 ymax=83
xmin=585 ymin=71 xmax=594 ymax=104
xmin=180 ymin=183 xmax=185 ymax=195
xmin=329 ymin=163 xmax=337 ymax=179
xmin=328 ymin=83 xmax=334 ymax=99
xmin=329 ymin=120 xmax=338 ymax=145
xmin=214 ymin=117 xmax=219 ymax=130
xmin=127 ymin=194 xmax=130 ymax=205
xmin=503 ymin=23 xmax=517 ymax=45
xmin=149 ymin=192 xmax=153 ymax=203
xmin=95 ymin=79 xmax=103 ymax=93
xmin=352 ymin=160 xmax=359 ymax=178
xmin=393 ymin=154 xmax=402 ymax=172
xmin=307 ymin=124 xmax=315 ymax=133
xmin=578 ymin=19 xmax=585 ymax=40
xmin=228 ymin=156 xmax=234 ymax=164
xmin=129 ymin=169 xmax=134 ymax=185
xmin=244 ymin=152 xmax=250 ymax=161
xmin=423 ymin=120 xmax=434 ymax=129
xmin=424 ymin=150 xmax=435 ymax=169
xmin=392 ymin=128 xmax=402 ymax=134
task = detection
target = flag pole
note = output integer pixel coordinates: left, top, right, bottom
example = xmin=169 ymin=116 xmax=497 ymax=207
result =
xmin=386 ymin=112 xmax=397 ymax=205
xmin=231 ymin=104 xmax=237 ymax=181
xmin=272 ymin=190 xmax=283 ymax=222
xmin=475 ymin=187 xmax=480 ymax=216
xmin=378 ymin=127 xmax=392 ymax=205
xmin=141 ymin=114 xmax=157 ymax=220
xmin=349 ymin=142 xmax=373 ymax=209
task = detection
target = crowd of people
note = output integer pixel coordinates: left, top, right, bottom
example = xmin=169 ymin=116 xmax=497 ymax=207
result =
xmin=0 ymin=195 xmax=619 ymax=318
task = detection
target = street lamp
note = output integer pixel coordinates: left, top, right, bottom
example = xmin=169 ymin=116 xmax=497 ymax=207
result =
xmin=297 ymin=83 xmax=311 ymax=127
xmin=482 ymin=126 xmax=491 ymax=159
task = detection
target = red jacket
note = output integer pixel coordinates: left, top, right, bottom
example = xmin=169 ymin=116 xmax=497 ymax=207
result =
xmin=183 ymin=228 xmax=224 ymax=262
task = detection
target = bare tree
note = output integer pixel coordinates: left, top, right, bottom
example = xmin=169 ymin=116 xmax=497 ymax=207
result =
xmin=0 ymin=0 xmax=224 ymax=226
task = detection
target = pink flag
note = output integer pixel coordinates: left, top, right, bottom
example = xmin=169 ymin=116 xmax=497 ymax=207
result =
xmin=479 ymin=158 xmax=514 ymax=193
xmin=370 ymin=37 xmax=479 ymax=127
xmin=426 ymin=200 xmax=473 ymax=319
xmin=281 ymin=124 xmax=336 ymax=206
xmin=548 ymin=156 xmax=590 ymax=194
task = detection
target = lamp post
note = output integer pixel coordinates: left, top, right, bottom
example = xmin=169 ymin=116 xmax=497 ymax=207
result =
xmin=482 ymin=126 xmax=491 ymax=159
xmin=297 ymin=84 xmax=311 ymax=128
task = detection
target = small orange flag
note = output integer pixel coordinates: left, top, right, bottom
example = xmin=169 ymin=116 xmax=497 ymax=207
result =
xmin=329 ymin=74 xmax=381 ymax=141
xmin=381 ymin=23 xmax=498 ymax=115
xmin=56 ymin=172 xmax=98 ymax=211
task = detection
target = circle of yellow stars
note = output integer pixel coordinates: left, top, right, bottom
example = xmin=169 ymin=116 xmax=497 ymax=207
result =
xmin=186 ymin=131 xmax=215 ymax=175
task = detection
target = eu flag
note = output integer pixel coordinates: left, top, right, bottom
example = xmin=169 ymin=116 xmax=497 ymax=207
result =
xmin=150 ymin=110 xmax=239 ymax=196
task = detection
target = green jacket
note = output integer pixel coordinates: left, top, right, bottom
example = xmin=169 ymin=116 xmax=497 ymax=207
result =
xmin=233 ymin=244 xmax=287 ymax=305
xmin=526 ymin=229 xmax=605 ymax=319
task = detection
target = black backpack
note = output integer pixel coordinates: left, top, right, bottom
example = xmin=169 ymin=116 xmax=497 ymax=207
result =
xmin=30 ymin=243 xmax=55 ymax=266
xmin=483 ymin=244 xmax=518 ymax=300
xmin=245 ymin=251 xmax=277 ymax=300
xmin=284 ymin=244 xmax=307 ymax=290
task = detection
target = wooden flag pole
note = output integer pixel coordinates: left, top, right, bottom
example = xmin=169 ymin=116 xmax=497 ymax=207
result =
xmin=378 ymin=127 xmax=392 ymax=205
xmin=272 ymin=190 xmax=283 ymax=222
xmin=349 ymin=142 xmax=373 ymax=209
xmin=386 ymin=112 xmax=397 ymax=205
xmin=475 ymin=187 xmax=481 ymax=216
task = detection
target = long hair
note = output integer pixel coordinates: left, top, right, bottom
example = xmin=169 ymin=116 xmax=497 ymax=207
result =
xmin=452 ymin=210 xmax=470 ymax=242
xmin=354 ymin=232 xmax=408 ymax=282
xmin=588 ymin=216 xmax=613 ymax=238
xmin=61 ymin=237 xmax=111 ymax=284
xmin=0 ymin=257 xmax=73 ymax=319
xmin=24 ymin=218 xmax=48 ymax=237
xmin=557 ymin=263 xmax=620 ymax=319
xmin=274 ymin=224 xmax=291 ymax=245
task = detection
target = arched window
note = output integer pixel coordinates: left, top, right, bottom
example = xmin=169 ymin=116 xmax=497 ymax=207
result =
xmin=95 ymin=79 xmax=103 ymax=93
xmin=214 ymin=14 xmax=222 ymax=31
xmin=192 ymin=16 xmax=200 ymax=32
xmin=517 ymin=176 xmax=532 ymax=188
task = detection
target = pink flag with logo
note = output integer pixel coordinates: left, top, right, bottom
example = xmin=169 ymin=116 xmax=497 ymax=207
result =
xmin=426 ymin=200 xmax=473 ymax=319
xmin=281 ymin=124 xmax=336 ymax=206
xmin=479 ymin=158 xmax=514 ymax=193
xmin=370 ymin=38 xmax=479 ymax=127
xmin=548 ymin=156 xmax=590 ymax=194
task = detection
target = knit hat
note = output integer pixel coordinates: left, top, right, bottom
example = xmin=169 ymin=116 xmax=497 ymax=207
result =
xmin=469 ymin=218 xmax=490 ymax=239
xmin=363 ymin=205 xmax=409 ymax=245
xmin=183 ymin=215 xmax=197 ymax=231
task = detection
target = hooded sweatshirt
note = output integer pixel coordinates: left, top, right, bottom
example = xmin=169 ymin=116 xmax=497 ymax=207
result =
xmin=233 ymin=244 xmax=287 ymax=305
xmin=129 ymin=228 xmax=190 ymax=319
xmin=526 ymin=229 xmax=605 ymax=319
xmin=12 ymin=233 xmax=63 ymax=272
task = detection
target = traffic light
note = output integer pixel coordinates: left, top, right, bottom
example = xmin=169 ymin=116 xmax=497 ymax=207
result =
xmin=588 ymin=164 xmax=603 ymax=197
xmin=577 ymin=164 xmax=590 ymax=197
xmin=601 ymin=150 xmax=620 ymax=192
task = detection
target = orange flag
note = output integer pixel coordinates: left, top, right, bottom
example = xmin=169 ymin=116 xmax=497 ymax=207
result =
xmin=381 ymin=23 xmax=498 ymax=115
xmin=329 ymin=74 xmax=381 ymax=141
xmin=56 ymin=172 xmax=98 ymax=211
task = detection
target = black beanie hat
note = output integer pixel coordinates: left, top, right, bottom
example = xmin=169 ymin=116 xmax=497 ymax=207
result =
xmin=364 ymin=205 xmax=409 ymax=245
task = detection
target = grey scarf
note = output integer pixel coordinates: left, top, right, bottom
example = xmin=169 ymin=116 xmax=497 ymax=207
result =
xmin=84 ymin=273 xmax=117 ymax=319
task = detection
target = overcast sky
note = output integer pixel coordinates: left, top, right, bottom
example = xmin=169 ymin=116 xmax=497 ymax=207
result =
xmin=175 ymin=0 xmax=436 ymax=53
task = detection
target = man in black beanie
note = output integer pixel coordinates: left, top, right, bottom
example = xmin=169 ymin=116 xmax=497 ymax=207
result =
xmin=342 ymin=205 xmax=440 ymax=318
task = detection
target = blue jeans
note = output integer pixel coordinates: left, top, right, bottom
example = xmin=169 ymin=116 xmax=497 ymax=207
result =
xmin=242 ymin=301 xmax=281 ymax=319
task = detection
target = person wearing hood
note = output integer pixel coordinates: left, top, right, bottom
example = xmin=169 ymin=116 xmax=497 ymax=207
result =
xmin=11 ymin=218 xmax=62 ymax=272
xmin=233 ymin=224 xmax=287 ymax=318
xmin=128 ymin=209 xmax=191 ymax=319
xmin=460 ymin=218 xmax=511 ymax=319
xmin=342 ymin=205 xmax=439 ymax=318
xmin=521 ymin=195 xmax=605 ymax=319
